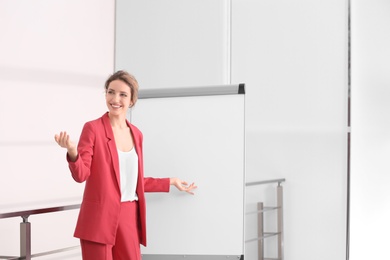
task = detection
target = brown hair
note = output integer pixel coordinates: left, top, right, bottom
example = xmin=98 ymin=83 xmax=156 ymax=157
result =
xmin=104 ymin=70 xmax=139 ymax=107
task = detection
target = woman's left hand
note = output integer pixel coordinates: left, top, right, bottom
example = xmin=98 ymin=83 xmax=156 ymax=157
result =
xmin=170 ymin=177 xmax=197 ymax=195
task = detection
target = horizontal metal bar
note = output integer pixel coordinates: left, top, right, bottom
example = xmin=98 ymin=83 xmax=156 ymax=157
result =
xmin=246 ymin=178 xmax=286 ymax=187
xmin=138 ymin=84 xmax=245 ymax=99
xmin=245 ymin=232 xmax=281 ymax=243
xmin=0 ymin=204 xmax=80 ymax=219
xmin=31 ymin=245 xmax=80 ymax=258
xmin=246 ymin=206 xmax=281 ymax=215
xmin=0 ymin=246 xmax=80 ymax=260
xmin=0 ymin=256 xmax=18 ymax=259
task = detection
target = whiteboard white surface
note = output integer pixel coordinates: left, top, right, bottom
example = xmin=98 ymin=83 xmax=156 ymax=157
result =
xmin=131 ymin=94 xmax=245 ymax=255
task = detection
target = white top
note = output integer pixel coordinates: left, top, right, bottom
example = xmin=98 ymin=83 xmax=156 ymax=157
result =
xmin=118 ymin=148 xmax=139 ymax=202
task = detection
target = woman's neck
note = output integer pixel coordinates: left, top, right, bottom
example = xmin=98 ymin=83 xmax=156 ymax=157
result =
xmin=108 ymin=113 xmax=127 ymax=129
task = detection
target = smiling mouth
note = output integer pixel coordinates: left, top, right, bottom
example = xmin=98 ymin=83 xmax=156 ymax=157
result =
xmin=111 ymin=104 xmax=122 ymax=109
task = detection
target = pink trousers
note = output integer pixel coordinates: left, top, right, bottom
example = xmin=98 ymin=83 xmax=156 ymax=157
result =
xmin=80 ymin=201 xmax=141 ymax=260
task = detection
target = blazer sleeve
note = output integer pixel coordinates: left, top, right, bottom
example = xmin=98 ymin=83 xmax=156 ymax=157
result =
xmin=144 ymin=177 xmax=170 ymax=192
xmin=67 ymin=122 xmax=95 ymax=183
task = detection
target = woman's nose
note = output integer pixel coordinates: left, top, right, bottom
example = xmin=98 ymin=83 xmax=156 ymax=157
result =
xmin=113 ymin=93 xmax=120 ymax=101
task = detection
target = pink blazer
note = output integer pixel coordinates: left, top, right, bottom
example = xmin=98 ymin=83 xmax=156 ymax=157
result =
xmin=67 ymin=112 xmax=170 ymax=246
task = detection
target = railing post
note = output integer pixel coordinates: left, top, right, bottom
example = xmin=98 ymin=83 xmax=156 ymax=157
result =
xmin=257 ymin=202 xmax=264 ymax=260
xmin=277 ymin=185 xmax=284 ymax=260
xmin=20 ymin=215 xmax=31 ymax=260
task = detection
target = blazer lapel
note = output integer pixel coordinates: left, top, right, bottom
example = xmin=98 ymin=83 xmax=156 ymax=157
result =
xmin=128 ymin=124 xmax=140 ymax=154
xmin=128 ymin=122 xmax=145 ymax=195
xmin=102 ymin=113 xmax=121 ymax=191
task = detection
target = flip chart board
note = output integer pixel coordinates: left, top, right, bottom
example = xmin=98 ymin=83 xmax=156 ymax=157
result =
xmin=130 ymin=85 xmax=245 ymax=258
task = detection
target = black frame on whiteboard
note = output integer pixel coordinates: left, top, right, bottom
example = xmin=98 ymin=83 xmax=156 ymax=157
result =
xmin=138 ymin=84 xmax=245 ymax=99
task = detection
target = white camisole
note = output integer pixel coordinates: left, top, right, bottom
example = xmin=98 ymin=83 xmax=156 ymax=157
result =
xmin=117 ymin=148 xmax=139 ymax=202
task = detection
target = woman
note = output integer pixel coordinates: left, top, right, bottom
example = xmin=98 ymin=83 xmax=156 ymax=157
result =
xmin=54 ymin=70 xmax=196 ymax=260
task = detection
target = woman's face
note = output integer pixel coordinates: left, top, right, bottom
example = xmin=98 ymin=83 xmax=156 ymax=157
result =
xmin=105 ymin=79 xmax=132 ymax=116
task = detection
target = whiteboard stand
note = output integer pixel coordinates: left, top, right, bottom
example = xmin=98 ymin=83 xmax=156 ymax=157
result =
xmin=131 ymin=84 xmax=245 ymax=260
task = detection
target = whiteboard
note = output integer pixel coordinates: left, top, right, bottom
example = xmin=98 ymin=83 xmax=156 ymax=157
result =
xmin=131 ymin=88 xmax=245 ymax=256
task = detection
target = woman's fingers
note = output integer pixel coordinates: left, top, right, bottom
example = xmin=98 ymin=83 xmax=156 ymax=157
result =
xmin=182 ymin=182 xmax=197 ymax=195
xmin=170 ymin=178 xmax=197 ymax=194
xmin=54 ymin=131 xmax=72 ymax=149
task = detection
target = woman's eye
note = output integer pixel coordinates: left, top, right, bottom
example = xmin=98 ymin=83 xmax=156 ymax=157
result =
xmin=107 ymin=90 xmax=114 ymax=94
xmin=120 ymin=93 xmax=127 ymax=97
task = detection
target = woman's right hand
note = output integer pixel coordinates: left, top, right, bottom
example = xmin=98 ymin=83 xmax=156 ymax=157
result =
xmin=54 ymin=131 xmax=77 ymax=161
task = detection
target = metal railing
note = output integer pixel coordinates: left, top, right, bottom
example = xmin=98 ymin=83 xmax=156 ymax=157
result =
xmin=0 ymin=202 xmax=81 ymax=260
xmin=245 ymin=178 xmax=285 ymax=260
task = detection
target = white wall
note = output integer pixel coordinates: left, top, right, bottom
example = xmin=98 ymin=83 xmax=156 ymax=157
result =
xmin=0 ymin=1 xmax=352 ymax=259
xmin=0 ymin=0 xmax=114 ymax=258
xmin=116 ymin=1 xmax=349 ymax=260
xmin=350 ymin=0 xmax=390 ymax=259
xmin=115 ymin=0 xmax=231 ymax=88
xmin=232 ymin=1 xmax=348 ymax=259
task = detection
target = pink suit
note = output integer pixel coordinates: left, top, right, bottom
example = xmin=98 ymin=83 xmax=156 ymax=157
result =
xmin=67 ymin=112 xmax=170 ymax=247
